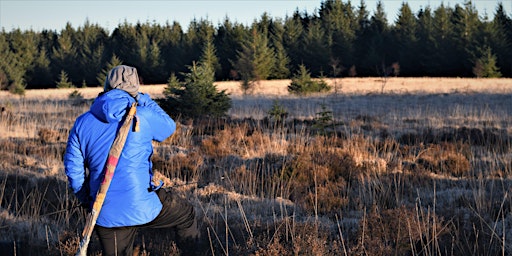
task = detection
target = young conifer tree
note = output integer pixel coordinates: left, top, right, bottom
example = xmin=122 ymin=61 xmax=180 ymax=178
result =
xmin=160 ymin=40 xmax=231 ymax=119
xmin=56 ymin=70 xmax=74 ymax=88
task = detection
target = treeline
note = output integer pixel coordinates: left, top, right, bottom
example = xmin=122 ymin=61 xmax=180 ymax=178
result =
xmin=1 ymin=0 xmax=511 ymax=92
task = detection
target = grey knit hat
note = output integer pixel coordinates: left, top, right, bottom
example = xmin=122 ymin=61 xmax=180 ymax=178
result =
xmin=104 ymin=65 xmax=140 ymax=97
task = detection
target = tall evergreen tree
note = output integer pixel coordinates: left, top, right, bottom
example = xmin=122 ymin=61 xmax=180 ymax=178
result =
xmin=256 ymin=12 xmax=272 ymax=36
xmin=319 ymin=0 xmax=357 ymax=73
xmin=216 ymin=18 xmax=248 ymax=80
xmin=359 ymin=1 xmax=391 ymax=76
xmin=97 ymin=54 xmax=123 ymax=86
xmin=76 ymin=20 xmax=107 ymax=86
xmin=160 ymin=21 xmax=186 ymax=77
xmin=0 ymin=29 xmax=37 ymax=94
xmin=52 ymin=23 xmax=77 ymax=80
xmin=355 ymin=0 xmax=370 ymax=33
xmin=283 ymin=12 xmax=304 ymax=72
xmin=450 ymin=1 xmax=481 ymax=76
xmin=491 ymin=3 xmax=512 ymax=77
xmin=301 ymin=19 xmax=330 ymax=76
xmin=233 ymin=27 xmax=275 ymax=93
xmin=26 ymin=46 xmax=52 ymax=88
xmin=199 ymin=36 xmax=221 ymax=76
xmin=110 ymin=21 xmax=139 ymax=66
xmin=269 ymin=18 xmax=291 ymax=79
xmin=145 ymin=39 xmax=165 ymax=83
xmin=0 ymin=33 xmax=22 ymax=92
xmin=183 ymin=19 xmax=216 ymax=68
xmin=431 ymin=4 xmax=456 ymax=76
xmin=353 ymin=0 xmax=371 ymax=76
xmin=393 ymin=2 xmax=417 ymax=76
xmin=416 ymin=7 xmax=438 ymax=75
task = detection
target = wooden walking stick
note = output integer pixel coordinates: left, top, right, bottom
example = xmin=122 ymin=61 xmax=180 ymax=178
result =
xmin=76 ymin=102 xmax=138 ymax=256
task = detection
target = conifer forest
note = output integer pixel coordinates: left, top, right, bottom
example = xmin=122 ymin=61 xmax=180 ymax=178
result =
xmin=1 ymin=0 xmax=511 ymax=93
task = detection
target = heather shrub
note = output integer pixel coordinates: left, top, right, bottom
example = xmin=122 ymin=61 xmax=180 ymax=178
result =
xmin=3 ymin=80 xmax=512 ymax=255
xmin=284 ymin=137 xmax=358 ymax=215
xmin=37 ymin=128 xmax=63 ymax=143
xmin=351 ymin=206 xmax=445 ymax=255
xmin=416 ymin=143 xmax=471 ymax=177
xmin=251 ymin=221 xmax=335 ymax=256
xmin=152 ymin=151 xmax=204 ymax=181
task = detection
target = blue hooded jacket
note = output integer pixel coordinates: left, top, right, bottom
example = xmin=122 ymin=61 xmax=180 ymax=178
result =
xmin=64 ymin=89 xmax=176 ymax=227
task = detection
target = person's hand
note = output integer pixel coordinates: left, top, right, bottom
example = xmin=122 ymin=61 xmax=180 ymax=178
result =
xmin=74 ymin=186 xmax=90 ymax=211
xmin=136 ymin=93 xmax=153 ymax=106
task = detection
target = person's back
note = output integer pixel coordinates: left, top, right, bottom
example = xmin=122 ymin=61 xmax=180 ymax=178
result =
xmin=65 ymin=65 xmax=199 ymax=256
xmin=65 ymin=88 xmax=175 ymax=227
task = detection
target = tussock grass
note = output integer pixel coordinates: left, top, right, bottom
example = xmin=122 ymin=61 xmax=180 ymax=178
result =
xmin=1 ymin=78 xmax=512 ymax=255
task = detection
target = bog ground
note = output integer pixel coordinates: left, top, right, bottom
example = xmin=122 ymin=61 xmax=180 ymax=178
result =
xmin=1 ymin=77 xmax=512 ymax=255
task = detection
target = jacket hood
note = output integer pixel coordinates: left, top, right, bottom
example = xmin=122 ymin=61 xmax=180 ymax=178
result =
xmin=90 ymin=89 xmax=136 ymax=123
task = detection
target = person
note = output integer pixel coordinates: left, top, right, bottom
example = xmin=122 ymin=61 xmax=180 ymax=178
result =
xmin=64 ymin=65 xmax=200 ymax=256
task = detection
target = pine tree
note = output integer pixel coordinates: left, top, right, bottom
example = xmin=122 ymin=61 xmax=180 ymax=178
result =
xmin=432 ymin=4 xmax=457 ymax=76
xmin=393 ymin=2 xmax=417 ymax=76
xmin=159 ymin=62 xmax=231 ymax=119
xmin=288 ymin=64 xmax=330 ymax=95
xmin=110 ymin=21 xmax=139 ymax=66
xmin=356 ymin=0 xmax=370 ymax=33
xmin=145 ymin=39 xmax=164 ymax=83
xmin=56 ymin=70 xmax=74 ymax=88
xmin=233 ymin=27 xmax=275 ymax=93
xmin=301 ymin=20 xmax=330 ymax=76
xmin=416 ymin=7 xmax=438 ymax=75
xmin=199 ymin=37 xmax=221 ymax=76
xmin=353 ymin=0 xmax=371 ymax=75
xmin=360 ymin=0 xmax=391 ymax=76
xmin=160 ymin=24 xmax=230 ymax=119
xmin=269 ymin=20 xmax=291 ymax=79
xmin=26 ymin=46 xmax=52 ymax=88
xmin=163 ymin=72 xmax=181 ymax=97
xmin=76 ymin=20 xmax=108 ymax=85
xmin=0 ymin=31 xmax=29 ymax=95
xmin=160 ymin=21 xmax=186 ymax=77
xmin=491 ymin=3 xmax=512 ymax=77
xmin=473 ymin=46 xmax=502 ymax=77
xmin=52 ymin=23 xmax=77 ymax=80
xmin=283 ymin=12 xmax=304 ymax=71
xmin=319 ymin=0 xmax=356 ymax=71
xmin=216 ymin=18 xmax=247 ymax=80
xmin=451 ymin=1 xmax=481 ymax=76
xmin=96 ymin=54 xmax=123 ymax=86
xmin=183 ymin=19 xmax=216 ymax=70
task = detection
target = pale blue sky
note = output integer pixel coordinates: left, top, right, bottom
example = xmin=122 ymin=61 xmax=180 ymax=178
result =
xmin=0 ymin=0 xmax=509 ymax=33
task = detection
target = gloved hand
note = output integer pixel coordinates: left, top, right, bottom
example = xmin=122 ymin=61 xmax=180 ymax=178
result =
xmin=74 ymin=185 xmax=91 ymax=211
xmin=136 ymin=93 xmax=153 ymax=107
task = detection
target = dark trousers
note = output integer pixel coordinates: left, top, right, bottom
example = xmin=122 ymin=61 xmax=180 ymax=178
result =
xmin=95 ymin=189 xmax=199 ymax=256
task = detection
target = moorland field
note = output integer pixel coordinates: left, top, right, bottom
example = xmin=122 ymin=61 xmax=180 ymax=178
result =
xmin=1 ymin=77 xmax=512 ymax=255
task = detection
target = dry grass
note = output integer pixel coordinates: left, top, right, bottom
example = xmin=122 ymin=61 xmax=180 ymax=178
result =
xmin=1 ymin=77 xmax=512 ymax=255
xmin=2 ymin=77 xmax=511 ymax=100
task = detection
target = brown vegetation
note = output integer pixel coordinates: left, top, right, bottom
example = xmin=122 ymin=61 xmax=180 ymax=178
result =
xmin=1 ymin=77 xmax=512 ymax=255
